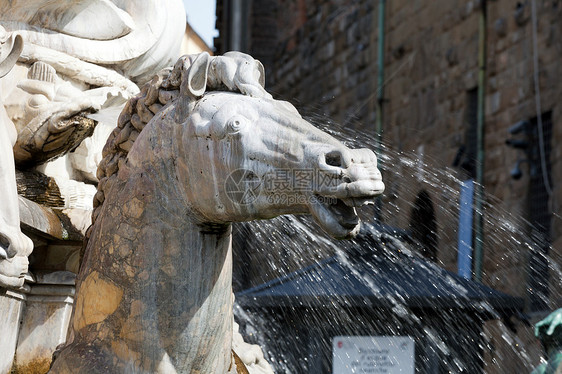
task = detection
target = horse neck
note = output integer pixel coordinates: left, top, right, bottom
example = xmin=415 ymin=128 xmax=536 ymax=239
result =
xmin=76 ymin=124 xmax=236 ymax=372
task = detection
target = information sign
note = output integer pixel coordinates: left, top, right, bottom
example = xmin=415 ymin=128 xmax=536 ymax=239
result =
xmin=332 ymin=336 xmax=415 ymax=374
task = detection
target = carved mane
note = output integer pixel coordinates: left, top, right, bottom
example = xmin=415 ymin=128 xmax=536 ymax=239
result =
xmin=88 ymin=68 xmax=177 ymax=240
xmin=88 ymin=51 xmax=270 ymax=242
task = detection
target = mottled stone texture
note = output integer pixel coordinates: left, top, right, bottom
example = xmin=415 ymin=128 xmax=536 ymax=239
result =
xmin=52 ymin=157 xmax=236 ymax=373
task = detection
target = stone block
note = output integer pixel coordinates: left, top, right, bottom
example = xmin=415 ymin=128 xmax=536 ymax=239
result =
xmin=0 ymin=288 xmax=26 ymax=374
xmin=12 ymin=272 xmax=75 ymax=374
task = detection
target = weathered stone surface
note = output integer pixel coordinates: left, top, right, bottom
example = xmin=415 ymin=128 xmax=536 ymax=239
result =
xmin=0 ymin=289 xmax=26 ymax=374
xmin=19 ymin=197 xmax=84 ymax=242
xmin=50 ymin=52 xmax=384 ymax=373
xmin=13 ymin=277 xmax=75 ymax=374
xmin=73 ymin=270 xmax=122 ymax=331
xmin=16 ymin=169 xmax=64 ymax=208
xmin=14 ymin=115 xmax=96 ymax=166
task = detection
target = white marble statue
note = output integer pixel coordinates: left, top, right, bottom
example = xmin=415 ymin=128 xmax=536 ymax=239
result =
xmin=0 ymin=0 xmax=185 ymax=209
xmin=49 ymin=52 xmax=384 ymax=373
xmin=0 ymin=27 xmax=33 ymax=289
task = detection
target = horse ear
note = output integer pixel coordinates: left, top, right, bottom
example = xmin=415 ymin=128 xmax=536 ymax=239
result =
xmin=0 ymin=32 xmax=23 ymax=78
xmin=182 ymin=51 xmax=210 ymax=98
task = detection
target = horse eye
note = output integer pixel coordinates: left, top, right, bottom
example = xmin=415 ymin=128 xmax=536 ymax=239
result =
xmin=226 ymin=116 xmax=247 ymax=135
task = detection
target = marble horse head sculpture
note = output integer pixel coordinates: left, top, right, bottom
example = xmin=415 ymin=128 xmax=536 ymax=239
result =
xmin=50 ymin=52 xmax=384 ymax=373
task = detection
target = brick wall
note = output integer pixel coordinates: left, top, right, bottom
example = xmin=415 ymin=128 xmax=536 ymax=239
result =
xmin=218 ymin=0 xmax=561 ymax=304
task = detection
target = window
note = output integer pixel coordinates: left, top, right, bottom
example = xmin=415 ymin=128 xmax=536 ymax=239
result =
xmin=453 ymin=88 xmax=478 ymax=179
xmin=527 ymin=112 xmax=553 ymax=312
xmin=409 ymin=190 xmax=437 ymax=261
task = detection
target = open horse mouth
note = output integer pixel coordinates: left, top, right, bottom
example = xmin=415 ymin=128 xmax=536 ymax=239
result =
xmin=309 ymin=180 xmax=385 ymax=239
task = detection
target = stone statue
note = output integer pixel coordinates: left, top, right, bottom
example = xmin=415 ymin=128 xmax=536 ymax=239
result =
xmin=49 ymin=52 xmax=384 ymax=373
xmin=0 ymin=26 xmax=33 ymax=289
xmin=0 ymin=0 xmax=185 ymax=209
xmin=532 ymin=308 xmax=562 ymax=374
xmin=0 ymin=0 xmax=185 ymax=284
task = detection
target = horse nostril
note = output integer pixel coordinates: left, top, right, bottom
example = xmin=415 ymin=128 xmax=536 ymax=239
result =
xmin=325 ymin=151 xmax=343 ymax=167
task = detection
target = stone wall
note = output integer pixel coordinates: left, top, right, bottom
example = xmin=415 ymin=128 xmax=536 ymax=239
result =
xmin=218 ymin=0 xmax=562 ymax=307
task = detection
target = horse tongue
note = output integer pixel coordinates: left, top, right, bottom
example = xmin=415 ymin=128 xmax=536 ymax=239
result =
xmin=308 ymin=196 xmax=360 ymax=239
xmin=328 ymin=199 xmax=359 ymax=229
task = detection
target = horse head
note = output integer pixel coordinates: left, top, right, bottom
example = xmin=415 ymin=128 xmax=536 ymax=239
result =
xmin=54 ymin=52 xmax=385 ymax=373
xmin=169 ymin=52 xmax=384 ymax=239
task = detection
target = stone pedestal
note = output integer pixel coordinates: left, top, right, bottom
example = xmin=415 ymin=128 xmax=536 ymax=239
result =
xmin=0 ymin=287 xmax=27 ymax=374
xmin=13 ymin=271 xmax=75 ymax=374
xmin=0 ymin=199 xmax=83 ymax=373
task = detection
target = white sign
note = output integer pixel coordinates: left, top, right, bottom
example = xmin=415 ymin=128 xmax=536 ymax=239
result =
xmin=332 ymin=336 xmax=415 ymax=374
